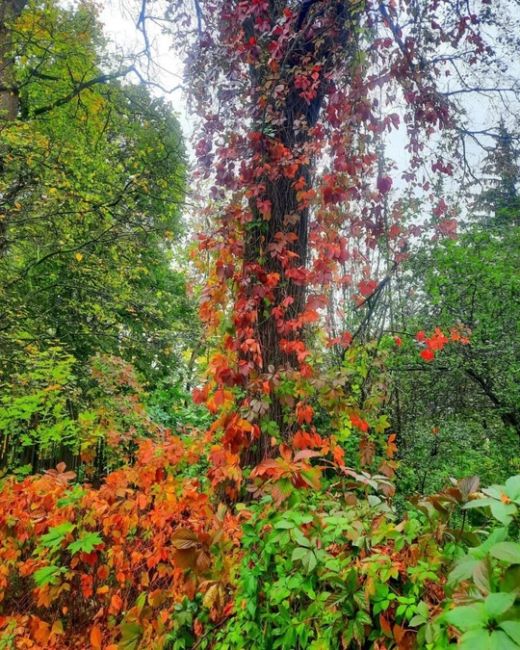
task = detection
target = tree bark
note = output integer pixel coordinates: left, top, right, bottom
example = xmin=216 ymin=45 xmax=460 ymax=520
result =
xmin=0 ymin=0 xmax=27 ymax=120
xmin=240 ymin=2 xmax=355 ymax=463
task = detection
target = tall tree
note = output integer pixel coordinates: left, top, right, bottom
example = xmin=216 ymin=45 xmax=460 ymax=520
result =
xmin=0 ymin=1 xmax=195 ymax=470
xmin=149 ymin=0 xmax=518 ymax=465
xmin=0 ymin=0 xmax=26 ymax=120
xmin=0 ymin=1 xmax=190 ymax=381
xmin=479 ymin=121 xmax=520 ymax=226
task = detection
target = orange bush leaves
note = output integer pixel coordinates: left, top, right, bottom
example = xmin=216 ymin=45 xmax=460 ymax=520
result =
xmin=0 ymin=435 xmax=241 ymax=648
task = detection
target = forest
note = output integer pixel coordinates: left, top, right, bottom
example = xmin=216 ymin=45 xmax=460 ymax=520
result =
xmin=0 ymin=0 xmax=519 ymax=648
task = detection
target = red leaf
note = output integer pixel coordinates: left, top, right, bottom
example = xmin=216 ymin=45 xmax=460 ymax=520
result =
xmin=377 ymin=175 xmax=393 ymax=194
xmin=358 ymin=279 xmax=378 ymax=297
xmin=420 ymin=348 xmax=435 ymax=362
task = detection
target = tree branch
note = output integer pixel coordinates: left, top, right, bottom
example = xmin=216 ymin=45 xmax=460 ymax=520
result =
xmin=31 ymin=67 xmax=134 ymax=116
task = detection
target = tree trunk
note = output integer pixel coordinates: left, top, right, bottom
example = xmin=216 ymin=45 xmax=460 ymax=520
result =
xmin=0 ymin=0 xmax=27 ymax=258
xmin=465 ymin=367 xmax=520 ymax=439
xmin=0 ymin=0 xmax=26 ymax=120
xmin=240 ymin=2 xmax=354 ymax=464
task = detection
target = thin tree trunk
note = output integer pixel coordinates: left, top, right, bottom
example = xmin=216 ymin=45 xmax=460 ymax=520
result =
xmin=465 ymin=367 xmax=520 ymax=438
xmin=0 ymin=0 xmax=26 ymax=120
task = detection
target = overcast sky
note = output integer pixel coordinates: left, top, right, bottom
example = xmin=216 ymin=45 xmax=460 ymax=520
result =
xmin=100 ymin=0 xmax=189 ymax=133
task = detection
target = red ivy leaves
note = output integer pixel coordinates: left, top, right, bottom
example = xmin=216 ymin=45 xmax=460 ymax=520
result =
xmin=420 ymin=348 xmax=435 ymax=362
xmin=251 ymin=444 xmax=322 ymax=491
xmin=417 ymin=326 xmax=470 ymax=362
xmin=350 ymin=414 xmax=369 ymax=433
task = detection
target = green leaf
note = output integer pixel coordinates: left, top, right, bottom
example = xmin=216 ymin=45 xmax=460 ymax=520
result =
xmin=33 ymin=565 xmax=63 ymax=587
xmin=118 ymin=622 xmax=143 ymax=650
xmin=445 ymin=604 xmax=487 ymax=631
xmin=490 ymin=501 xmax=517 ymax=525
xmin=416 ymin=601 xmax=429 ymax=619
xmin=57 ymin=486 xmax=85 ymax=508
xmin=39 ymin=522 xmax=75 ymax=550
xmin=448 ymin=556 xmax=479 ymax=585
xmin=490 ymin=542 xmax=520 ymax=565
xmin=67 ymin=532 xmax=103 ymax=555
xmin=291 ymin=547 xmax=309 ymax=562
xmin=490 ymin=631 xmax=520 ymax=650
xmin=471 ymin=528 xmax=509 ymax=560
xmin=505 ymin=476 xmax=520 ymax=501
xmin=484 ymin=592 xmax=516 ymax=618
xmin=502 ymin=566 xmax=520 ymax=593
xmin=293 ymin=548 xmax=317 ymax=574
xmin=291 ymin=528 xmax=312 ymax=548
xmin=459 ymin=629 xmax=491 ymax=650
xmin=409 ymin=614 xmax=427 ymax=627
xmin=463 ymin=498 xmax=496 ymax=510
xmin=500 ymin=621 xmax=520 ymax=646
xmin=483 ymin=486 xmax=506 ymax=500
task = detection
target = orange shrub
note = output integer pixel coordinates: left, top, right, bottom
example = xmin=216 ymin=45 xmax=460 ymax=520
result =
xmin=0 ymin=435 xmax=242 ymax=649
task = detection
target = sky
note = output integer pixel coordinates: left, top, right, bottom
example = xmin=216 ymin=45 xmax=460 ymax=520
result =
xmin=99 ymin=0 xmax=190 ymax=135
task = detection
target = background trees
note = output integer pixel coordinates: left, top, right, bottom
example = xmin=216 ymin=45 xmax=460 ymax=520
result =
xmin=0 ymin=0 xmax=196 ymax=472
xmin=392 ymin=222 xmax=520 ymax=495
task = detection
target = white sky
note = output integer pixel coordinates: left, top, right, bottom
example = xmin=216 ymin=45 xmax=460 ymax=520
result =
xmin=100 ymin=0 xmax=190 ymax=135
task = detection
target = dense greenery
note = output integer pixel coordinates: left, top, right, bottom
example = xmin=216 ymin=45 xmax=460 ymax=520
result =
xmin=388 ymin=225 xmax=520 ymax=496
xmin=391 ymin=150 xmax=520 ymax=496
xmin=0 ymin=1 xmax=197 ymax=473
xmin=0 ymin=1 xmax=519 ymax=649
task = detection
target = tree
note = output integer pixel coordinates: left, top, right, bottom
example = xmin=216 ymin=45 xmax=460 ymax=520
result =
xmin=0 ymin=0 xmax=26 ymax=120
xmin=478 ymin=121 xmax=520 ymax=227
xmin=383 ymin=151 xmax=520 ymax=493
xmin=147 ymin=0 xmax=519 ymax=465
xmin=0 ymin=1 xmax=191 ymax=376
xmin=0 ymin=0 xmax=196 ymax=470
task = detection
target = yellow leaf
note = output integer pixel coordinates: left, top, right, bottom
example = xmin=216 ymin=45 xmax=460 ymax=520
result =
xmin=44 ymin=384 xmax=62 ymax=392
xmin=75 ymin=252 xmax=83 ymax=262
xmin=202 ymin=583 xmax=219 ymax=610
xmin=51 ymin=619 xmax=64 ymax=636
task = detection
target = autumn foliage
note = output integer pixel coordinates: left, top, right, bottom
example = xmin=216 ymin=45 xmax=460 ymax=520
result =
xmin=1 ymin=0 xmax=520 ymax=649
xmin=0 ymin=436 xmax=242 ymax=648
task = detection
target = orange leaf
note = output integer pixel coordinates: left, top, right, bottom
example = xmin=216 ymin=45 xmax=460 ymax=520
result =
xmin=393 ymin=623 xmax=406 ymax=643
xmin=31 ymin=617 xmax=50 ymax=645
xmin=90 ymin=624 xmax=102 ymax=650
xmin=380 ymin=614 xmax=392 ymax=636
xmin=109 ymin=593 xmax=123 ymax=615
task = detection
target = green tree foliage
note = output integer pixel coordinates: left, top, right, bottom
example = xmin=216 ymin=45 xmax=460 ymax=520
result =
xmin=392 ymin=184 xmax=520 ymax=495
xmin=478 ymin=121 xmax=520 ymax=228
xmin=0 ymin=0 xmax=197 ymax=470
